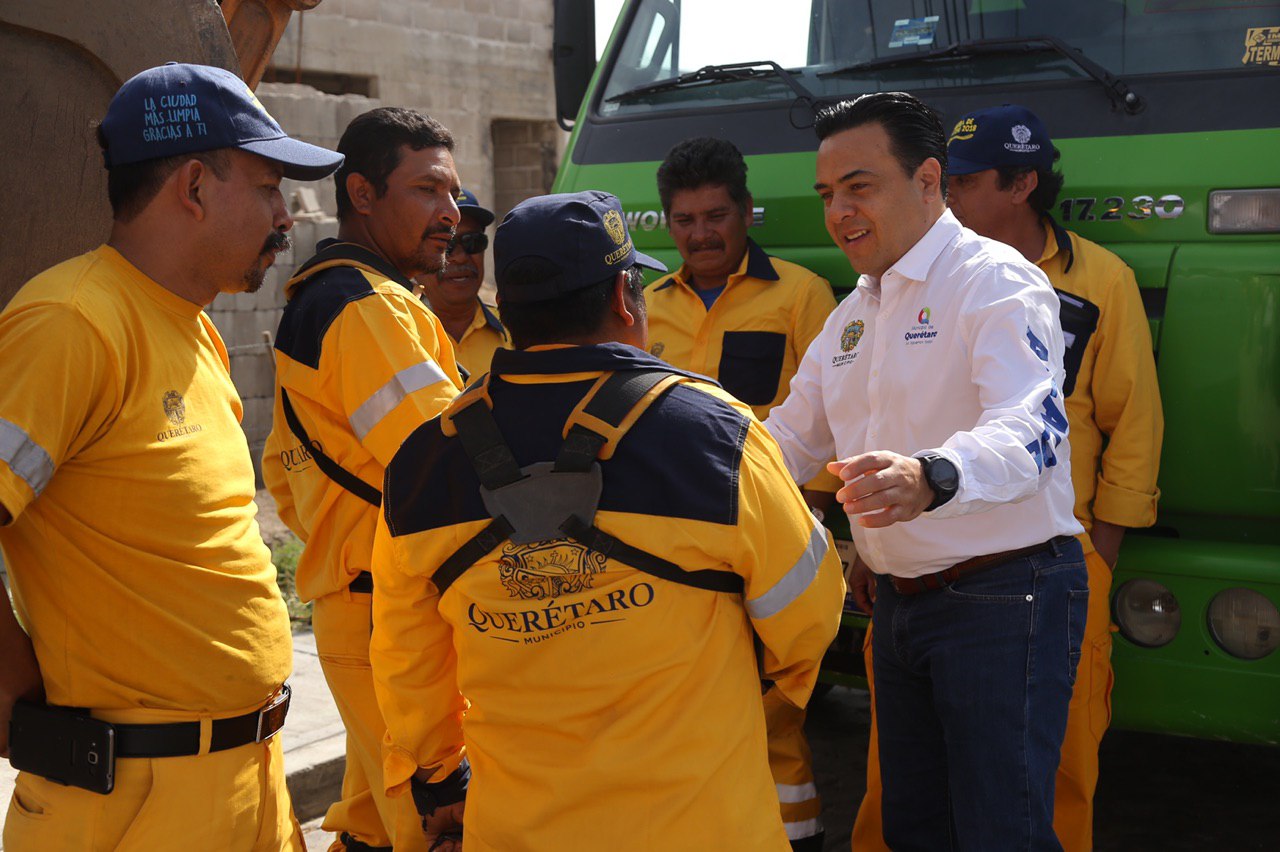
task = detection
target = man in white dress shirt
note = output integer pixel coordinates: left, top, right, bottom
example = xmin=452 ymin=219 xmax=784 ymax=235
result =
xmin=765 ymin=92 xmax=1088 ymax=851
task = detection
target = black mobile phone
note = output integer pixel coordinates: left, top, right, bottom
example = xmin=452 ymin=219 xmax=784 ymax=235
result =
xmin=9 ymin=701 xmax=115 ymax=794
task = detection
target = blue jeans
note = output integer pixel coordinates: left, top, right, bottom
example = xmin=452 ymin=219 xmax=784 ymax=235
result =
xmin=872 ymin=537 xmax=1088 ymax=851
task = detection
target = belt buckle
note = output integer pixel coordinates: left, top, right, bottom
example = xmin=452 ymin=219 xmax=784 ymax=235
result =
xmin=255 ymin=684 xmax=292 ymax=743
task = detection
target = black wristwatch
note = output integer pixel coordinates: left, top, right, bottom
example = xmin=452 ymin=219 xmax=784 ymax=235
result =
xmin=917 ymin=452 xmax=959 ymax=512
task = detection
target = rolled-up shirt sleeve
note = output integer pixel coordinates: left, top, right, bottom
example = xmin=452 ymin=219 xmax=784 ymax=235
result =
xmin=925 ymin=263 xmax=1069 ymax=519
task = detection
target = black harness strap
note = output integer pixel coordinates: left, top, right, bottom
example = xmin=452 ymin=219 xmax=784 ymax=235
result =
xmin=281 ymin=388 xmax=381 ymax=506
xmin=449 ymin=400 xmax=525 ymax=489
xmin=560 ymin=517 xmax=745 ymax=594
xmin=433 ymin=516 xmax=515 ymax=595
xmin=555 ymin=369 xmax=675 ymax=473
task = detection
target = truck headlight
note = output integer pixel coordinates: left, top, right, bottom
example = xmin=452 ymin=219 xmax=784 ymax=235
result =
xmin=1113 ymin=579 xmax=1180 ymax=647
xmin=1208 ymin=188 xmax=1280 ymax=234
xmin=1208 ymin=589 xmax=1280 ymax=660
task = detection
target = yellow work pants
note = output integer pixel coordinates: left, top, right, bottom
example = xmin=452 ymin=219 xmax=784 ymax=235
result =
xmin=851 ymin=547 xmax=1114 ymax=852
xmin=312 ymin=590 xmax=427 ymax=852
xmin=4 ymin=708 xmax=301 ymax=851
xmin=764 ymin=687 xmax=823 ymax=848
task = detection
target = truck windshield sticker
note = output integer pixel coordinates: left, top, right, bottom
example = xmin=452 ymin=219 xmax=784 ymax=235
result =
xmin=1243 ymin=27 xmax=1280 ymax=66
xmin=887 ymin=16 xmax=940 ymax=49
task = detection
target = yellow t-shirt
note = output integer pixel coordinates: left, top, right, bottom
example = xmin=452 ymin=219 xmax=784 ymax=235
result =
xmin=262 ymin=240 xmax=465 ymax=602
xmin=1035 ymin=220 xmax=1163 ymax=542
xmin=452 ymin=301 xmax=508 ymax=379
xmin=646 ymin=239 xmax=840 ymax=491
xmin=0 ymin=246 xmax=291 ymax=713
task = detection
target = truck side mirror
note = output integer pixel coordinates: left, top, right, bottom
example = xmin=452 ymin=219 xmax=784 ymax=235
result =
xmin=553 ymin=0 xmax=597 ymax=131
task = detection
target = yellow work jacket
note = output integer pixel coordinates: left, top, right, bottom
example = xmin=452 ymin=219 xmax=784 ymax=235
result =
xmin=452 ymin=300 xmax=508 ymax=378
xmin=262 ymin=239 xmax=464 ymax=602
xmin=1036 ymin=220 xmax=1163 ymax=546
xmin=647 ymin=239 xmax=840 ymax=492
xmin=369 ymin=343 xmax=845 ymax=852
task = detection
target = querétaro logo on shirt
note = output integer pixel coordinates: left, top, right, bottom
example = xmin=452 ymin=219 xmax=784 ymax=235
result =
xmin=833 ymin=319 xmax=865 ymax=367
xmin=650 ymin=342 xmax=665 ymax=357
xmin=905 ymin=307 xmax=939 ymax=346
xmin=466 ymin=540 xmax=657 ymax=646
xmin=157 ymin=390 xmax=203 ymax=441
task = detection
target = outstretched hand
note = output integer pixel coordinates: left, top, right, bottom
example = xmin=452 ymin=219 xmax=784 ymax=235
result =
xmin=827 ymin=451 xmax=934 ymax=529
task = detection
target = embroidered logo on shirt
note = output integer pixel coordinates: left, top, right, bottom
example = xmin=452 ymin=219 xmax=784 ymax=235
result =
xmin=162 ymin=390 xmax=186 ymax=425
xmin=833 ymin=319 xmax=865 ymax=367
xmin=904 ymin=309 xmax=939 ymax=346
xmin=499 ymin=540 xmax=607 ymax=600
xmin=650 ymin=342 xmax=666 ymax=357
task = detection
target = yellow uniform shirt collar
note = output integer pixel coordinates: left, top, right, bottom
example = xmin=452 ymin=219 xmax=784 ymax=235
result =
xmin=100 ymin=244 xmax=206 ymax=319
xmin=668 ymin=238 xmax=779 ymax=292
xmin=1035 ymin=216 xmax=1076 ymax=273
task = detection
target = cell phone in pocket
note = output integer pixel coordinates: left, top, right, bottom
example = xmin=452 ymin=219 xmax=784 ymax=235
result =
xmin=9 ymin=701 xmax=115 ymax=794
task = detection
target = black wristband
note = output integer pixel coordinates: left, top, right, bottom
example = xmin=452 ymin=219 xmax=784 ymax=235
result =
xmin=410 ymin=757 xmax=471 ymax=818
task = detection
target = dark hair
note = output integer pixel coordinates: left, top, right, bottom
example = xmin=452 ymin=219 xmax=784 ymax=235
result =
xmin=996 ymin=150 xmax=1065 ymax=216
xmin=96 ymin=125 xmax=230 ymax=222
xmin=501 ymin=265 xmax=646 ymax=350
xmin=656 ymin=137 xmax=751 ymax=214
xmin=813 ymin=92 xmax=948 ymax=197
xmin=334 ymin=107 xmax=455 ymax=220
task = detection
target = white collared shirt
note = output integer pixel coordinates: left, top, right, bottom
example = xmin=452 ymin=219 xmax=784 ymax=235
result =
xmin=765 ymin=210 xmax=1083 ymax=578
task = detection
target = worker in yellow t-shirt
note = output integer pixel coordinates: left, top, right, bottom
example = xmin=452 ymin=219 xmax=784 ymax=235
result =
xmin=262 ymin=108 xmax=466 ymax=852
xmin=0 ymin=63 xmax=343 ymax=852
xmin=645 ymin=137 xmax=838 ymax=851
xmin=416 ymin=188 xmax=509 ymax=378
xmin=851 ymin=104 xmax=1163 ymax=852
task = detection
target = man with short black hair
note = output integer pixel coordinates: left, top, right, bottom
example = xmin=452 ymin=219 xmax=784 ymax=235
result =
xmin=369 ymin=190 xmax=845 ymax=851
xmin=0 ymin=62 xmax=342 ymax=851
xmin=647 ymin=136 xmax=837 ymax=850
xmin=416 ymin=188 xmax=507 ymax=376
xmin=262 ymin=106 xmax=465 ymax=852
xmin=766 ymin=92 xmax=1088 ymax=850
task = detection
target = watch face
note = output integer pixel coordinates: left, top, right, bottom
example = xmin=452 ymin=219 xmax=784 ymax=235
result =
xmin=927 ymin=456 xmax=959 ymax=492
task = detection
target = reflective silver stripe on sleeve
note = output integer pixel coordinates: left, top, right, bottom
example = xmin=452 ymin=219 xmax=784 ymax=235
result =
xmin=776 ymin=782 xmax=819 ymax=804
xmin=349 ymin=360 xmax=450 ymax=440
xmin=747 ymin=517 xmax=828 ymax=620
xmin=0 ymin=417 xmax=55 ymax=496
xmin=783 ymin=817 xmax=823 ymax=840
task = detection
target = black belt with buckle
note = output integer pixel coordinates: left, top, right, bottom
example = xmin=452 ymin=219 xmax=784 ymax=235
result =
xmin=113 ymin=684 xmax=292 ymax=757
xmin=890 ymin=536 xmax=1073 ymax=596
xmin=349 ymin=571 xmax=374 ymax=594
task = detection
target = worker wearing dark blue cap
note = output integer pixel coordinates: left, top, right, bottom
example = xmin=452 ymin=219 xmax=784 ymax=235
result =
xmin=0 ymin=62 xmax=342 ymax=850
xmin=368 ymin=190 xmax=846 ymax=851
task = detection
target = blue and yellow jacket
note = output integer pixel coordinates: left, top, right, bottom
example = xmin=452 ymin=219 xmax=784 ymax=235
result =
xmin=369 ymin=343 xmax=845 ymax=852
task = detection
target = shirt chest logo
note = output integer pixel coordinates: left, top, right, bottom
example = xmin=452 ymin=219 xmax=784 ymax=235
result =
xmin=904 ymin=306 xmax=940 ymax=346
xmin=157 ymin=389 xmax=204 ymax=441
xmin=832 ymin=319 xmax=865 ymax=367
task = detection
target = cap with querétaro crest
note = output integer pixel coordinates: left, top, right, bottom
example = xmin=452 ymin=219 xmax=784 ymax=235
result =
xmin=494 ymin=191 xmax=667 ymax=304
xmin=946 ymin=104 xmax=1056 ymax=176
xmin=456 ymin=187 xmax=495 ymax=226
xmin=99 ymin=62 xmax=344 ymax=181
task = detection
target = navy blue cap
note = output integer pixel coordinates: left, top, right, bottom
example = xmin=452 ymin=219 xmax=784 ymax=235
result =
xmin=100 ymin=63 xmax=344 ymax=181
xmin=946 ymin=104 xmax=1055 ymax=175
xmin=455 ymin=187 xmax=494 ymax=226
xmin=494 ymin=191 xmax=666 ymax=304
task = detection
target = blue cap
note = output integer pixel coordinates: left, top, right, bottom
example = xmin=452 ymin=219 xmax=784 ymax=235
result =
xmin=99 ymin=63 xmax=344 ymax=181
xmin=494 ymin=191 xmax=666 ymax=304
xmin=456 ymin=187 xmax=495 ymax=226
xmin=946 ymin=104 xmax=1055 ymax=176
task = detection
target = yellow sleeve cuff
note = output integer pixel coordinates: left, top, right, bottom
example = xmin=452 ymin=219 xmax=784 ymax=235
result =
xmin=1093 ymin=477 xmax=1160 ymax=528
xmin=382 ymin=742 xmax=420 ymax=799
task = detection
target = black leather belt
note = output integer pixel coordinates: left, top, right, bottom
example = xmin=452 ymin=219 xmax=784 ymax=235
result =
xmin=349 ymin=571 xmax=374 ymax=594
xmin=890 ymin=536 xmax=1074 ymax=596
xmin=112 ymin=685 xmax=291 ymax=758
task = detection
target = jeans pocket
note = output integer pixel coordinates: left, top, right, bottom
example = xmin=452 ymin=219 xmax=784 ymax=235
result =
xmin=718 ymin=331 xmax=786 ymax=406
xmin=1067 ymin=588 xmax=1090 ymax=687
xmin=942 ymin=563 xmax=1035 ymax=603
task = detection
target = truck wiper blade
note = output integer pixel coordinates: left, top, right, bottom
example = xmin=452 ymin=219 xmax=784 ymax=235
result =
xmin=606 ymin=60 xmax=816 ymax=105
xmin=819 ymin=35 xmax=1143 ymax=114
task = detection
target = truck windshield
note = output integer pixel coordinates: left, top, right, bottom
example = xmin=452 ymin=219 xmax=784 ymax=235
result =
xmin=598 ymin=0 xmax=1279 ymax=117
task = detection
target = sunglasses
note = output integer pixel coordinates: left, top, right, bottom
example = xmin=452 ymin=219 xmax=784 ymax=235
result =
xmin=446 ymin=232 xmax=489 ymax=256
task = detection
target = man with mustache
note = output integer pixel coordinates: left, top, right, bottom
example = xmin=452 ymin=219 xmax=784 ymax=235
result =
xmin=0 ymin=63 xmax=342 ymax=850
xmin=416 ymin=188 xmax=508 ymax=377
xmin=644 ymin=136 xmax=838 ymax=851
xmin=262 ymin=107 xmax=465 ymax=852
